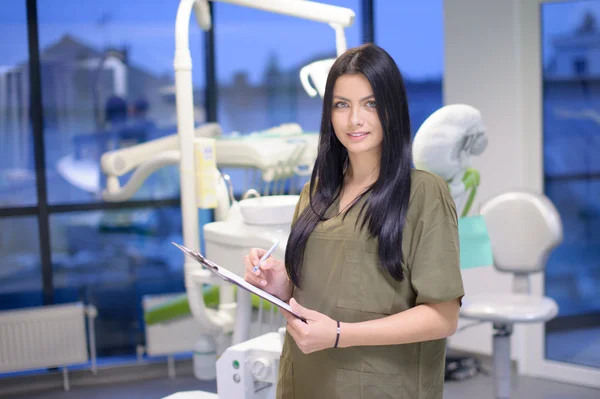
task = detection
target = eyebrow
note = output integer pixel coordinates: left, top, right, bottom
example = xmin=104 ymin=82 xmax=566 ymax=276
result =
xmin=333 ymin=94 xmax=375 ymax=102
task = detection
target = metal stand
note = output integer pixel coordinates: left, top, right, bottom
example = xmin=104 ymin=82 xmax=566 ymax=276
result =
xmin=492 ymin=323 xmax=513 ymax=399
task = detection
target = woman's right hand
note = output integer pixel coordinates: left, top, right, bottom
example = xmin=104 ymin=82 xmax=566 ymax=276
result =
xmin=244 ymin=248 xmax=292 ymax=302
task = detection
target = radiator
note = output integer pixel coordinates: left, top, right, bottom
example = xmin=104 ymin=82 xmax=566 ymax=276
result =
xmin=0 ymin=302 xmax=97 ymax=390
xmin=142 ymin=293 xmax=201 ymax=358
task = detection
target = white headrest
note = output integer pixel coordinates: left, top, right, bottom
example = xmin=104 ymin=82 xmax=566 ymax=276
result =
xmin=413 ymin=104 xmax=488 ymax=181
xmin=480 ymin=191 xmax=563 ymax=274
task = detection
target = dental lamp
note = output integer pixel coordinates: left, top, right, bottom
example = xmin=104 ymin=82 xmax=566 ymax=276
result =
xmin=194 ymin=0 xmax=355 ymax=99
xmin=172 ymin=0 xmax=356 ymax=336
xmin=194 ymin=0 xmax=355 ymax=57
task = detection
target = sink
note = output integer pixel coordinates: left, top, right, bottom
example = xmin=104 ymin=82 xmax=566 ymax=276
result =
xmin=238 ymin=195 xmax=300 ymax=225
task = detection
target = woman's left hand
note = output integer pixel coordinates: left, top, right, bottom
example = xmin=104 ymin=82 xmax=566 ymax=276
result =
xmin=281 ymin=298 xmax=338 ymax=354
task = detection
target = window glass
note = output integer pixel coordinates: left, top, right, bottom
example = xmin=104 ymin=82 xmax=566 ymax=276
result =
xmin=375 ymin=0 xmax=444 ymax=135
xmin=0 ymin=216 xmax=42 ymax=311
xmin=0 ymin=1 xmax=36 ymax=206
xmin=51 ymin=206 xmax=187 ymax=357
xmin=542 ymin=0 xmax=600 ymax=370
xmin=37 ymin=0 xmax=206 ymax=204
xmin=214 ymin=1 xmax=361 ymax=195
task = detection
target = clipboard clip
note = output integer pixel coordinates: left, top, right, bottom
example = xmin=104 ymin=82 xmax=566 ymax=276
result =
xmin=172 ymin=242 xmax=231 ymax=283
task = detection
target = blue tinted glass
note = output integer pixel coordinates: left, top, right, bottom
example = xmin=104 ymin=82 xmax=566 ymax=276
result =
xmin=0 ymin=216 xmax=42 ymax=311
xmin=214 ymin=1 xmax=361 ymax=196
xmin=375 ymin=0 xmax=444 ymax=135
xmin=542 ymin=0 xmax=600 ymax=370
xmin=50 ymin=206 xmax=211 ymax=357
xmin=37 ymin=0 xmax=205 ymax=204
xmin=0 ymin=1 xmax=36 ymax=206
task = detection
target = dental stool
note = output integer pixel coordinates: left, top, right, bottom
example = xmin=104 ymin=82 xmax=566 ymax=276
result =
xmin=460 ymin=191 xmax=563 ymax=399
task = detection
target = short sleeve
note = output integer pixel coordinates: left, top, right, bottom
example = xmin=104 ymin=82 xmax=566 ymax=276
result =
xmin=410 ymin=180 xmax=465 ymax=306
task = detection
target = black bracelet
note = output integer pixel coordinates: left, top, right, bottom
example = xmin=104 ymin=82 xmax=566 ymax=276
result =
xmin=333 ymin=320 xmax=341 ymax=348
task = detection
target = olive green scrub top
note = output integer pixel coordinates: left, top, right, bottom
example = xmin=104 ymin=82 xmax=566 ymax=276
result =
xmin=277 ymin=170 xmax=465 ymax=399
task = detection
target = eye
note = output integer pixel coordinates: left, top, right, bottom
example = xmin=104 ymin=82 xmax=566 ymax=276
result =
xmin=366 ymin=100 xmax=377 ymax=108
xmin=333 ymin=101 xmax=348 ymax=108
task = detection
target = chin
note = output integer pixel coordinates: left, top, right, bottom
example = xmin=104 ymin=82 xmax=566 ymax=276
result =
xmin=344 ymin=143 xmax=379 ymax=155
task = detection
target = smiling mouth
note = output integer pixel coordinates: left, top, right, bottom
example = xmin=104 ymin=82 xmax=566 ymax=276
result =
xmin=347 ymin=132 xmax=369 ymax=137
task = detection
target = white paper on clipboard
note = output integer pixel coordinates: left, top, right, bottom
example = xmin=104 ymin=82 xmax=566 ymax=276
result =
xmin=172 ymin=242 xmax=306 ymax=322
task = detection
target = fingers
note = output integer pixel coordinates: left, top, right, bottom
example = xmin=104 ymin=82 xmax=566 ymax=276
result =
xmin=244 ymin=254 xmax=264 ymax=277
xmin=281 ymin=308 xmax=308 ymax=332
xmin=281 ymin=311 xmax=311 ymax=354
xmin=243 ymin=255 xmax=267 ymax=287
xmin=244 ymin=271 xmax=267 ymax=287
xmin=244 ymin=254 xmax=258 ymax=274
xmin=256 ymin=257 xmax=277 ymax=271
xmin=289 ymin=298 xmax=319 ymax=321
xmin=246 ymin=248 xmax=279 ymax=272
xmin=249 ymin=247 xmax=266 ymax=266
xmin=281 ymin=308 xmax=296 ymax=324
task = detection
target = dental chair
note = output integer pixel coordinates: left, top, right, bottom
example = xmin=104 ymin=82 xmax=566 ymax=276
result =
xmin=460 ymin=191 xmax=563 ymax=399
xmin=413 ymin=104 xmax=491 ymax=381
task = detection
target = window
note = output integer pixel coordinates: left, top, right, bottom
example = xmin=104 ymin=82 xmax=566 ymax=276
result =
xmin=0 ymin=0 xmax=43 ymax=313
xmin=32 ymin=0 xmax=208 ymax=358
xmin=214 ymin=0 xmax=362 ymax=195
xmin=0 ymin=216 xmax=42 ymax=311
xmin=50 ymin=206 xmax=185 ymax=356
xmin=375 ymin=0 xmax=444 ymax=135
xmin=37 ymin=0 xmax=206 ymax=204
xmin=542 ymin=0 xmax=600 ymax=369
xmin=0 ymin=1 xmax=36 ymax=207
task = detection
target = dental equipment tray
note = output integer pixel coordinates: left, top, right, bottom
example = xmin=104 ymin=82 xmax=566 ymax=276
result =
xmin=172 ymin=242 xmax=306 ymax=322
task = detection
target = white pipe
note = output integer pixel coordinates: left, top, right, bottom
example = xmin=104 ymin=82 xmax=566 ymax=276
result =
xmin=176 ymin=0 xmax=235 ymax=336
xmin=100 ymin=123 xmax=221 ymax=177
xmin=102 ymin=134 xmax=179 ymax=177
xmin=331 ymin=23 xmax=347 ymax=57
xmin=176 ymin=0 xmax=204 ymax=322
xmin=213 ymin=0 xmax=354 ymax=26
xmin=188 ymin=269 xmax=235 ymax=335
xmin=171 ymin=0 xmax=356 ymax=341
xmin=102 ymin=151 xmax=180 ymax=202
xmin=194 ymin=0 xmax=211 ymax=30
xmin=232 ymin=290 xmax=252 ymax=344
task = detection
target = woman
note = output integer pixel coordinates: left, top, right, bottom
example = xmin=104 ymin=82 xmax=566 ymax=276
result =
xmin=244 ymin=43 xmax=464 ymax=399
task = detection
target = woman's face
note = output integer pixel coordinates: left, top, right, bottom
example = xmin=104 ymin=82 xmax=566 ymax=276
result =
xmin=331 ymin=73 xmax=383 ymax=156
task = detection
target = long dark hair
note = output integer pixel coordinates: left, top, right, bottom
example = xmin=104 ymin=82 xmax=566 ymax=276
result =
xmin=285 ymin=43 xmax=413 ymax=288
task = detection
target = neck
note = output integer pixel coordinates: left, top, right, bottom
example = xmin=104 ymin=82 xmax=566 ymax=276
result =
xmin=345 ymin=149 xmax=380 ymax=188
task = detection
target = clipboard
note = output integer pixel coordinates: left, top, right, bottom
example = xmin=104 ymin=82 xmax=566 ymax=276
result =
xmin=172 ymin=242 xmax=306 ymax=323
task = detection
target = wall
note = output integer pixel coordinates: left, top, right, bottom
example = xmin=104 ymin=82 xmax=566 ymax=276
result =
xmin=443 ymin=0 xmax=544 ymax=365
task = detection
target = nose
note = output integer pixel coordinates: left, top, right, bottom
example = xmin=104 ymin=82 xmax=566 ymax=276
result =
xmin=349 ymin=105 xmax=364 ymax=127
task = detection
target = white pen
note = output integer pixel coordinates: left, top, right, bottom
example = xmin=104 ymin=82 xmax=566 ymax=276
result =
xmin=253 ymin=239 xmax=280 ymax=273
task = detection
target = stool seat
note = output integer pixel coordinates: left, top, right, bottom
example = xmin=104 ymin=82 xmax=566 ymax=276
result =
xmin=460 ymin=293 xmax=558 ymax=324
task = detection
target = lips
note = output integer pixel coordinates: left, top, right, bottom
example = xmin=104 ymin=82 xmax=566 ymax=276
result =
xmin=347 ymin=131 xmax=369 ymax=141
